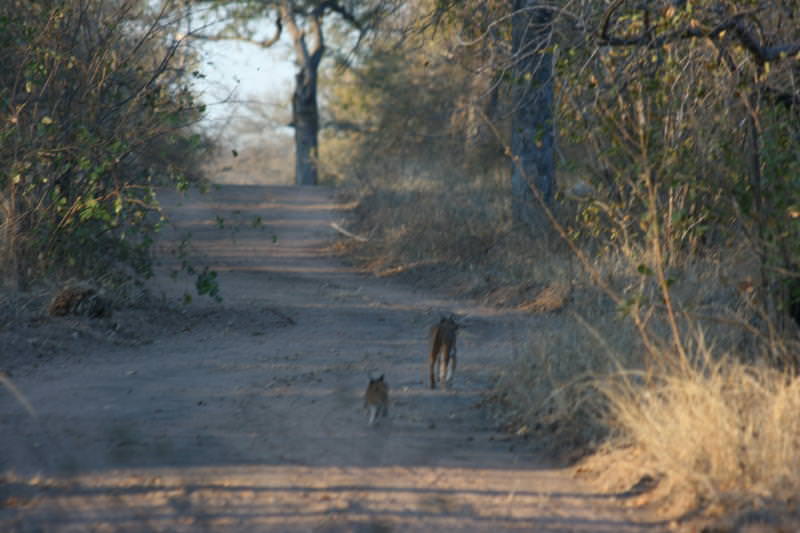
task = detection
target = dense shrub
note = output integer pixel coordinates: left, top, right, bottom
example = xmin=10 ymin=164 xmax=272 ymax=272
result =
xmin=0 ymin=0 xmax=209 ymax=289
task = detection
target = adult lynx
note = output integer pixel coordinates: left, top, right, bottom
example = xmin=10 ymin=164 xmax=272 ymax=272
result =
xmin=429 ymin=315 xmax=459 ymax=389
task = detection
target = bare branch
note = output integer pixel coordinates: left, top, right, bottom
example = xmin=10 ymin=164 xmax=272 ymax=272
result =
xmin=309 ymin=12 xmax=324 ymax=68
xmin=730 ymin=17 xmax=800 ymax=63
xmin=599 ymin=3 xmax=800 ymax=66
xmin=312 ymin=0 xmax=362 ymax=30
xmin=280 ymin=0 xmax=309 ymax=65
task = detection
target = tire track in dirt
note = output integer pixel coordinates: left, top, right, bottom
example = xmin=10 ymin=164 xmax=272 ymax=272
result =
xmin=0 ymin=185 xmax=667 ymax=532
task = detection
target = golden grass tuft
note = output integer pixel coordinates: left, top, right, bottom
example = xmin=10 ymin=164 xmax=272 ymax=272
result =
xmin=601 ymin=340 xmax=800 ymax=512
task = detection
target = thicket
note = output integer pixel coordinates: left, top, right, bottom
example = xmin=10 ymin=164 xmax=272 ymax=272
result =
xmin=325 ymin=0 xmax=800 ymax=521
xmin=321 ymin=11 xmax=516 ymax=277
xmin=0 ymin=0 xmax=208 ymax=291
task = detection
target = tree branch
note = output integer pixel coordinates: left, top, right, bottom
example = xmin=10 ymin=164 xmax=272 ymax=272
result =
xmin=309 ymin=14 xmax=324 ymax=69
xmin=599 ymin=4 xmax=800 ymax=66
xmin=312 ymin=0 xmax=369 ymax=51
xmin=192 ymin=15 xmax=283 ymax=49
xmin=711 ymin=36 xmax=800 ymax=110
xmin=280 ymin=0 xmax=309 ymax=65
xmin=730 ymin=17 xmax=800 ymax=63
xmin=312 ymin=0 xmax=362 ymax=31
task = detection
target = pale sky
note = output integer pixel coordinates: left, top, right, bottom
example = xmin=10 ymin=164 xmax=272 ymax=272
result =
xmin=194 ymin=37 xmax=296 ymax=143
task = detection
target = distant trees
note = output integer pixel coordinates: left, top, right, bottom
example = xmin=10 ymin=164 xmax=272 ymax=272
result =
xmin=194 ymin=0 xmax=390 ymax=185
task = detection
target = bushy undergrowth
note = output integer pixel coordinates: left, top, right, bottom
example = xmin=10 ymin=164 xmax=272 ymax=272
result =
xmin=600 ymin=337 xmax=800 ymax=513
xmin=0 ymin=0 xmax=209 ymax=290
xmin=204 ymin=138 xmax=294 ymax=186
xmin=491 ymin=243 xmax=800 ymax=515
xmin=341 ymin=162 xmax=510 ymax=271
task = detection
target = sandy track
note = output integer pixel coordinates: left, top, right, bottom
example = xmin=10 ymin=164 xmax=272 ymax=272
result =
xmin=0 ymin=185 xmax=666 ymax=532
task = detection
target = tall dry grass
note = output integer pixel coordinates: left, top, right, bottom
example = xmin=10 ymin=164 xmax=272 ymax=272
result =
xmin=601 ymin=333 xmax=800 ymax=511
xmin=332 ymin=154 xmax=508 ymax=274
xmin=326 ymin=139 xmax=586 ymax=300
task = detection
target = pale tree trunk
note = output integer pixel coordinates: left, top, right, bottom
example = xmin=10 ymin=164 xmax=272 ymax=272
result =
xmin=282 ymin=1 xmax=323 ymax=186
xmin=510 ymin=0 xmax=555 ymax=231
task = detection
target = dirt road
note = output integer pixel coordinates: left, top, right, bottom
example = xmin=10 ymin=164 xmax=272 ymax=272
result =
xmin=0 ymin=185 xmax=666 ymax=532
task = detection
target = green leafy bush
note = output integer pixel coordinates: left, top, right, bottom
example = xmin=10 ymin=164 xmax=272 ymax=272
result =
xmin=0 ymin=0 xmax=209 ymax=289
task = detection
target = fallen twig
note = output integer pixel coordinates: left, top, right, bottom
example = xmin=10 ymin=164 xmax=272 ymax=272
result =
xmin=330 ymin=222 xmax=368 ymax=242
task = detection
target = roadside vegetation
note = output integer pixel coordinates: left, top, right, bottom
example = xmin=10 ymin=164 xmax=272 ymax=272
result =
xmin=0 ymin=0 xmax=210 ymax=300
xmin=322 ymin=0 xmax=800 ymax=525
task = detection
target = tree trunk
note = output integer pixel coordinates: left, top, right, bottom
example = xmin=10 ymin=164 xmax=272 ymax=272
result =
xmin=281 ymin=1 xmax=324 ymax=186
xmin=510 ymin=0 xmax=555 ymax=231
xmin=292 ymin=67 xmax=319 ymax=185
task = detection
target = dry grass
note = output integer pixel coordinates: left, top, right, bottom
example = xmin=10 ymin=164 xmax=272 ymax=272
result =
xmin=337 ymin=158 xmax=508 ymax=275
xmin=204 ymin=137 xmax=294 ymax=185
xmin=333 ymin=150 xmax=588 ymax=303
xmin=490 ymin=299 xmax=644 ymax=456
xmin=600 ymin=336 xmax=800 ymax=511
xmin=490 ymin=249 xmax=800 ymax=525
